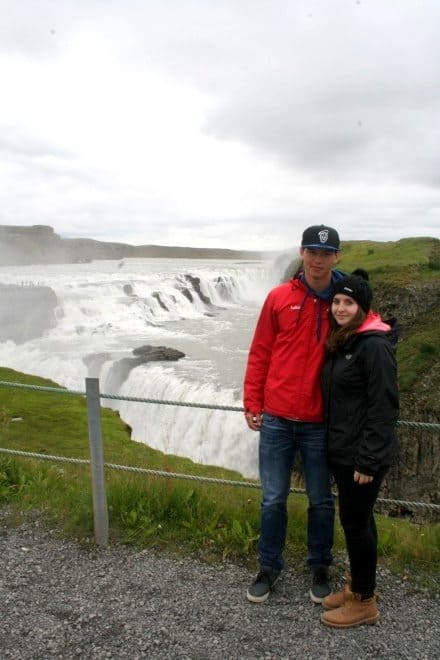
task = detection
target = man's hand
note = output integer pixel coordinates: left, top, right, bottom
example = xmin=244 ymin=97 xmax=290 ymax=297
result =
xmin=353 ymin=470 xmax=373 ymax=485
xmin=245 ymin=412 xmax=263 ymax=431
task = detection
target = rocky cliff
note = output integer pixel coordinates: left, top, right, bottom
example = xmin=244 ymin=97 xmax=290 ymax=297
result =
xmin=373 ymin=282 xmax=440 ymax=512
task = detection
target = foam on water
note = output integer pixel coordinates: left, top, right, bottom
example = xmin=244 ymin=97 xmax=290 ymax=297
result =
xmin=0 ymin=256 xmax=282 ymax=477
xmin=113 ymin=364 xmax=259 ymax=478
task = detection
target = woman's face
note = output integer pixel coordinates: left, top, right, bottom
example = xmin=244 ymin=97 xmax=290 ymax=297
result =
xmin=331 ymin=293 xmax=360 ymax=326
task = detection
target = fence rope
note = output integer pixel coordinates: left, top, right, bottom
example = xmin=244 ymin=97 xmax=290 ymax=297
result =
xmin=0 ymin=380 xmax=439 ymax=430
xmin=1 ymin=447 xmax=439 ymax=513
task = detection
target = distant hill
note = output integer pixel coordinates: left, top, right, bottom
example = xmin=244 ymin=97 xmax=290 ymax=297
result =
xmin=0 ymin=225 xmax=275 ymax=265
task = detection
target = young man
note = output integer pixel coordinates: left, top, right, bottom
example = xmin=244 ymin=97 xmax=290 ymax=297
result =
xmin=244 ymin=224 xmax=345 ymax=604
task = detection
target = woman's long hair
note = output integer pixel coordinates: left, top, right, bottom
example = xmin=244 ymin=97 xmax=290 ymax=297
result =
xmin=325 ymin=307 xmax=366 ymax=353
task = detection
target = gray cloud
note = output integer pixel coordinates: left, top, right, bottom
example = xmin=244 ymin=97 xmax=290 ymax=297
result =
xmin=0 ymin=0 xmax=439 ymax=248
xmin=104 ymin=0 xmax=440 ymax=187
xmin=198 ymin=4 xmax=440 ymax=185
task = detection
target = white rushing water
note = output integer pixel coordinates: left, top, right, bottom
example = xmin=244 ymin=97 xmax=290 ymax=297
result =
xmin=0 ymin=257 xmax=285 ymax=478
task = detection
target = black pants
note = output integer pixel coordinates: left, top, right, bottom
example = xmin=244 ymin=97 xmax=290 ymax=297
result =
xmin=330 ymin=463 xmax=388 ymax=597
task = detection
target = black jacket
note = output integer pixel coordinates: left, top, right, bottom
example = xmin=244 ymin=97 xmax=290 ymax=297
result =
xmin=321 ymin=314 xmax=399 ymax=475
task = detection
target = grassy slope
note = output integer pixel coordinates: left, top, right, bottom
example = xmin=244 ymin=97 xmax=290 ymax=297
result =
xmin=0 ymin=367 xmax=244 ymax=476
xmin=0 ymin=366 xmax=439 ymax=582
xmin=0 ymin=366 xmax=264 ymax=551
xmin=337 ymin=236 xmax=439 ymax=284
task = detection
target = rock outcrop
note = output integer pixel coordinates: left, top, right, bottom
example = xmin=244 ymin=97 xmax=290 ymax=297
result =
xmin=383 ymin=364 xmax=440 ymax=514
xmin=87 ymin=345 xmax=186 ymax=394
xmin=373 ymin=281 xmax=439 ymax=328
xmin=373 ymin=282 xmax=440 ymax=511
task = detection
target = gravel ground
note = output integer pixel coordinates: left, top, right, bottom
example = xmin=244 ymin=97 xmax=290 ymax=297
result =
xmin=1 ymin=512 xmax=439 ymax=660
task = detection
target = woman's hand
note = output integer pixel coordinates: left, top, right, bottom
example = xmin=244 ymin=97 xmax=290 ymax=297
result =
xmin=353 ymin=470 xmax=373 ymax=485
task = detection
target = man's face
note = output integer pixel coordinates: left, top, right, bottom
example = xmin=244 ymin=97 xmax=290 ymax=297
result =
xmin=300 ymin=247 xmax=339 ymax=284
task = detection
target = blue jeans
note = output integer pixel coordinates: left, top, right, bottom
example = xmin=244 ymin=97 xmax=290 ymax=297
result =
xmin=258 ymin=415 xmax=335 ymax=572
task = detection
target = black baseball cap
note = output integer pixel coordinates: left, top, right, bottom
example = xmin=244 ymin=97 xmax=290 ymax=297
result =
xmin=301 ymin=225 xmax=340 ymax=251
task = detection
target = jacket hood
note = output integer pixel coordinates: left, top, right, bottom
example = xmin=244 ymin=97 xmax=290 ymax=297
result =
xmin=356 ymin=311 xmax=392 ymax=334
xmin=354 ymin=312 xmax=399 ymax=350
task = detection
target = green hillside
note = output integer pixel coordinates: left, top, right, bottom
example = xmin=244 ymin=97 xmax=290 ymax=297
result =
xmin=337 ymin=237 xmax=439 ymax=285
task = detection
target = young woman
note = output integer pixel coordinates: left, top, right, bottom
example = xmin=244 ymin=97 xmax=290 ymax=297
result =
xmin=320 ymin=270 xmax=399 ymax=628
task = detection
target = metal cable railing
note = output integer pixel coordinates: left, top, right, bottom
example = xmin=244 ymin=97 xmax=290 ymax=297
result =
xmin=1 ymin=380 xmax=439 ymax=430
xmin=0 ymin=377 xmax=439 ymax=544
xmin=1 ymin=447 xmax=439 ymax=514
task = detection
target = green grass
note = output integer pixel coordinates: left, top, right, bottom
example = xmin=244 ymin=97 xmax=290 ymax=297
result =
xmin=337 ymin=237 xmax=439 ymax=285
xmin=0 ymin=366 xmax=439 ymax=589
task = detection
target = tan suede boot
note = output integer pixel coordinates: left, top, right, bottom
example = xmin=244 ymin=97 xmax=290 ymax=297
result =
xmin=321 ymin=583 xmax=352 ymax=610
xmin=322 ymin=573 xmax=380 ymax=611
xmin=321 ymin=592 xmax=379 ymax=628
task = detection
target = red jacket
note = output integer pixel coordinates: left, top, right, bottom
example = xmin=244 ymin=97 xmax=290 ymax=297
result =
xmin=243 ymin=277 xmax=334 ymax=422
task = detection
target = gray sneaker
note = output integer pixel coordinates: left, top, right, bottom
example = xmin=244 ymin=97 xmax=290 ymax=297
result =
xmin=247 ymin=566 xmax=280 ymax=603
xmin=310 ymin=564 xmax=331 ymax=603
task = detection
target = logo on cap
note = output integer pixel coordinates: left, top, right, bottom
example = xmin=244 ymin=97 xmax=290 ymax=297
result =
xmin=318 ymin=229 xmax=329 ymax=244
xmin=301 ymin=224 xmax=340 ymax=250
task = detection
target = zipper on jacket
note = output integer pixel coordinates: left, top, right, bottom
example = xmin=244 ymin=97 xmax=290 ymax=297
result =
xmin=293 ymin=279 xmax=329 ymax=342
xmin=316 ymin=298 xmax=322 ymax=341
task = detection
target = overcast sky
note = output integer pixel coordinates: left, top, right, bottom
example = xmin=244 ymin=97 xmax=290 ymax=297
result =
xmin=0 ymin=0 xmax=439 ymax=250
